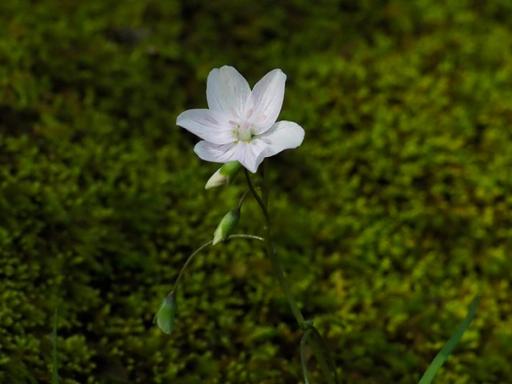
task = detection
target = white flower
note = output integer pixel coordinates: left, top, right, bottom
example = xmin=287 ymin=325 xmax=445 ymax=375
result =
xmin=176 ymin=66 xmax=305 ymax=173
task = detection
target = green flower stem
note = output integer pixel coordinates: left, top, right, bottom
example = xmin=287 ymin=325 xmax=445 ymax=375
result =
xmin=244 ymin=168 xmax=306 ymax=328
xmin=243 ymin=169 xmax=269 ymax=221
xmin=245 ymin=166 xmax=339 ymax=383
xmin=170 ymin=240 xmax=212 ymax=295
xmin=169 ymin=234 xmax=264 ymax=295
xmin=229 ymin=234 xmax=265 ymax=242
xmin=157 ymin=233 xmax=265 ymax=334
xmin=300 ymin=329 xmax=314 ymax=384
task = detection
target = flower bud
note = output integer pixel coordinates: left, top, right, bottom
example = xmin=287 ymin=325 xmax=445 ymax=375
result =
xmin=155 ymin=293 xmax=177 ymax=335
xmin=212 ymin=208 xmax=240 ymax=245
xmin=205 ymin=161 xmax=241 ymax=189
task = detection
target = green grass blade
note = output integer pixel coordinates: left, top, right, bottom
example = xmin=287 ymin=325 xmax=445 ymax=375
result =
xmin=418 ymin=295 xmax=480 ymax=384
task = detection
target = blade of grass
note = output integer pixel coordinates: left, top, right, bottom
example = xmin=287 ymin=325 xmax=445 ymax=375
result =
xmin=418 ymin=295 xmax=480 ymax=384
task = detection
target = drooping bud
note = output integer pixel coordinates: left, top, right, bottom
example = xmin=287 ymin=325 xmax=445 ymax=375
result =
xmin=212 ymin=208 xmax=240 ymax=245
xmin=205 ymin=161 xmax=241 ymax=189
xmin=155 ymin=293 xmax=177 ymax=335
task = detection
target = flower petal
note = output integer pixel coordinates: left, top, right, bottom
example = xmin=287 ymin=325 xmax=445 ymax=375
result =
xmin=249 ymin=69 xmax=286 ymax=134
xmin=194 ymin=141 xmax=240 ymax=163
xmin=207 ymin=66 xmax=251 ymax=118
xmin=235 ymin=140 xmax=269 ymax=173
xmin=194 ymin=138 xmax=275 ymax=173
xmin=176 ymin=109 xmax=234 ymax=145
xmin=258 ymin=120 xmax=305 ymax=157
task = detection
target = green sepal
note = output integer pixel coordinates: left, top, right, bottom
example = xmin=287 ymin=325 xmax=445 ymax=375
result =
xmin=205 ymin=161 xmax=241 ymax=189
xmin=155 ymin=294 xmax=177 ymax=335
xmin=212 ymin=208 xmax=240 ymax=245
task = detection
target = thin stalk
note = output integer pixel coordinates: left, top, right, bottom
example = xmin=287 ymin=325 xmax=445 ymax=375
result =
xmin=244 ymin=169 xmax=269 ymax=221
xmin=229 ymin=234 xmax=264 ymax=242
xmin=246 ymin=165 xmax=339 ymax=383
xmin=170 ymin=239 xmax=212 ymax=295
xmin=244 ymin=168 xmax=306 ymax=328
xmin=300 ymin=329 xmax=314 ymax=384
xmin=170 ymin=234 xmax=264 ymax=295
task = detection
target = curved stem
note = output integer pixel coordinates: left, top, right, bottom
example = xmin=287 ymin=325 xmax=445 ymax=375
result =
xmin=170 ymin=234 xmax=264 ymax=295
xmin=246 ymin=165 xmax=339 ymax=383
xmin=229 ymin=233 xmax=264 ymax=242
xmin=244 ymin=169 xmax=269 ymax=221
xmin=244 ymin=168 xmax=306 ymax=328
xmin=309 ymin=326 xmax=338 ymax=383
xmin=170 ymin=239 xmax=212 ymax=295
xmin=300 ymin=329 xmax=314 ymax=384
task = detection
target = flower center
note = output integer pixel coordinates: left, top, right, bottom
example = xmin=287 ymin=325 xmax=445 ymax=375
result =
xmin=231 ymin=121 xmax=255 ymax=143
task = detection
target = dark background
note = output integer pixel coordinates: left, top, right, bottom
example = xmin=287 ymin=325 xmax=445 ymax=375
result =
xmin=1 ymin=0 xmax=511 ymax=383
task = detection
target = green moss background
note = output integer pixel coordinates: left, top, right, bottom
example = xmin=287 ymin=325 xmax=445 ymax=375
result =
xmin=1 ymin=0 xmax=512 ymax=383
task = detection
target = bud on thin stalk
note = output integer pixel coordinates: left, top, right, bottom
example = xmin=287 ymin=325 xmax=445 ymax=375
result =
xmin=212 ymin=208 xmax=240 ymax=245
xmin=205 ymin=161 xmax=241 ymax=189
xmin=155 ymin=293 xmax=177 ymax=335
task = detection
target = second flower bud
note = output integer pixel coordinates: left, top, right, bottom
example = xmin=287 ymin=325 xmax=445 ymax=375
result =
xmin=212 ymin=208 xmax=240 ymax=245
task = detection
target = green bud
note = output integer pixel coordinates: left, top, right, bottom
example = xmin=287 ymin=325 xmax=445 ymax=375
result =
xmin=205 ymin=161 xmax=241 ymax=189
xmin=212 ymin=208 xmax=240 ymax=245
xmin=155 ymin=294 xmax=176 ymax=335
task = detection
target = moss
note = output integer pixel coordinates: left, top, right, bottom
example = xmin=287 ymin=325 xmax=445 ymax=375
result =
xmin=1 ymin=0 xmax=511 ymax=382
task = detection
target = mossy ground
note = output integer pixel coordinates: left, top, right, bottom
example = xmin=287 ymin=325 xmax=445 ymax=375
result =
xmin=1 ymin=1 xmax=511 ymax=383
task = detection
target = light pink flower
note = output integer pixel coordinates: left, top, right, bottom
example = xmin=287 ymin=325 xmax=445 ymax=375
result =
xmin=177 ymin=66 xmax=305 ymax=173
